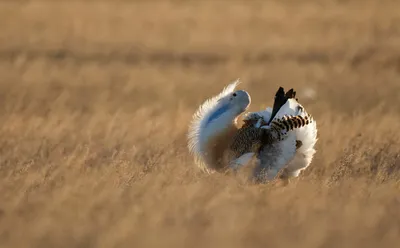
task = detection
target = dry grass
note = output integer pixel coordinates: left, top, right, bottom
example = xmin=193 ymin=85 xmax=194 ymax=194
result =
xmin=0 ymin=1 xmax=400 ymax=247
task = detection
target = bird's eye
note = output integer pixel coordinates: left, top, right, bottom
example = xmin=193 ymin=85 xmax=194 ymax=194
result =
xmin=233 ymin=93 xmax=237 ymax=97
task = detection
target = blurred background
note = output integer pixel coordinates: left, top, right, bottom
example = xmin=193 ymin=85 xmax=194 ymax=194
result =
xmin=0 ymin=1 xmax=399 ymax=247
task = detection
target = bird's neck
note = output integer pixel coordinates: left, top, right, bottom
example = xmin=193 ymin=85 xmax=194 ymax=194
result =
xmin=203 ymin=119 xmax=240 ymax=171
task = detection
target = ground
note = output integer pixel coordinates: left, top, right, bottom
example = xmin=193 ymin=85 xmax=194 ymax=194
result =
xmin=0 ymin=1 xmax=399 ymax=247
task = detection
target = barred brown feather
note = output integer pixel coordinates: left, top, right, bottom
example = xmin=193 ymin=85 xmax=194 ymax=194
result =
xmin=273 ymin=114 xmax=312 ymax=130
xmin=226 ymin=114 xmax=313 ymax=165
xmin=269 ymin=114 xmax=313 ymax=140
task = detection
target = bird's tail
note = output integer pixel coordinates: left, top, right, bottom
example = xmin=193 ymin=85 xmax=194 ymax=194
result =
xmin=269 ymin=114 xmax=314 ymax=140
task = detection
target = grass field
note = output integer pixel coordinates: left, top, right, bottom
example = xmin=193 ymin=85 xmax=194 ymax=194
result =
xmin=0 ymin=1 xmax=400 ymax=247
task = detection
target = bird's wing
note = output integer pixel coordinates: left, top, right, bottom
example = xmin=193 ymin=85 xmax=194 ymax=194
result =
xmin=240 ymin=86 xmax=317 ymax=182
xmin=283 ymin=107 xmax=318 ymax=177
xmin=238 ymin=88 xmax=299 ymax=180
xmin=257 ymin=99 xmax=318 ymax=180
xmin=271 ymin=98 xmax=301 ymax=119
xmin=251 ymin=98 xmax=305 ymax=182
xmin=267 ymin=87 xmax=297 ymax=124
xmin=242 ymin=86 xmax=297 ymax=125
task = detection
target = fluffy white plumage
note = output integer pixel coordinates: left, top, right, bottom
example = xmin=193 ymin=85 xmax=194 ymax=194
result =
xmin=187 ymin=80 xmax=238 ymax=155
xmin=187 ymin=79 xmax=250 ymax=172
xmin=281 ymin=104 xmax=318 ymax=178
xmin=187 ymin=81 xmax=318 ymax=182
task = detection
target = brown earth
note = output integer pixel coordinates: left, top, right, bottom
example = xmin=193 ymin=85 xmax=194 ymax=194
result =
xmin=0 ymin=1 xmax=399 ymax=247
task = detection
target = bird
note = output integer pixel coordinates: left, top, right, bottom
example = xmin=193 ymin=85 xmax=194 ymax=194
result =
xmin=187 ymin=80 xmax=317 ymax=182
xmin=229 ymin=87 xmax=318 ymax=183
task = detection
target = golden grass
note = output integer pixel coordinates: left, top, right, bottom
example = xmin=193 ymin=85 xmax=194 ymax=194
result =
xmin=0 ymin=1 xmax=400 ymax=247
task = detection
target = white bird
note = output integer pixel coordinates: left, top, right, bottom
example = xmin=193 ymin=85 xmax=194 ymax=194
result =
xmin=187 ymin=80 xmax=317 ymax=182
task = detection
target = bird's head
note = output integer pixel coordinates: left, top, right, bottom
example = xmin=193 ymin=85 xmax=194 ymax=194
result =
xmin=226 ymin=90 xmax=251 ymax=114
xmin=206 ymin=90 xmax=251 ymax=125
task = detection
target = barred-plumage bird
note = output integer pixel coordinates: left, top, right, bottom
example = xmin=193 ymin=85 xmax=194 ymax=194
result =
xmin=187 ymin=80 xmax=318 ymax=182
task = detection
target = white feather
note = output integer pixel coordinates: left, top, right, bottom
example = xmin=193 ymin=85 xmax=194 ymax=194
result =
xmin=187 ymin=79 xmax=240 ymax=171
xmin=284 ymin=106 xmax=318 ymax=178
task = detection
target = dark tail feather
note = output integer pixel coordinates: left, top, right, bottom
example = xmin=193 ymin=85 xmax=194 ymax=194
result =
xmin=285 ymin=88 xmax=297 ymax=100
xmin=267 ymin=87 xmax=297 ymax=124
